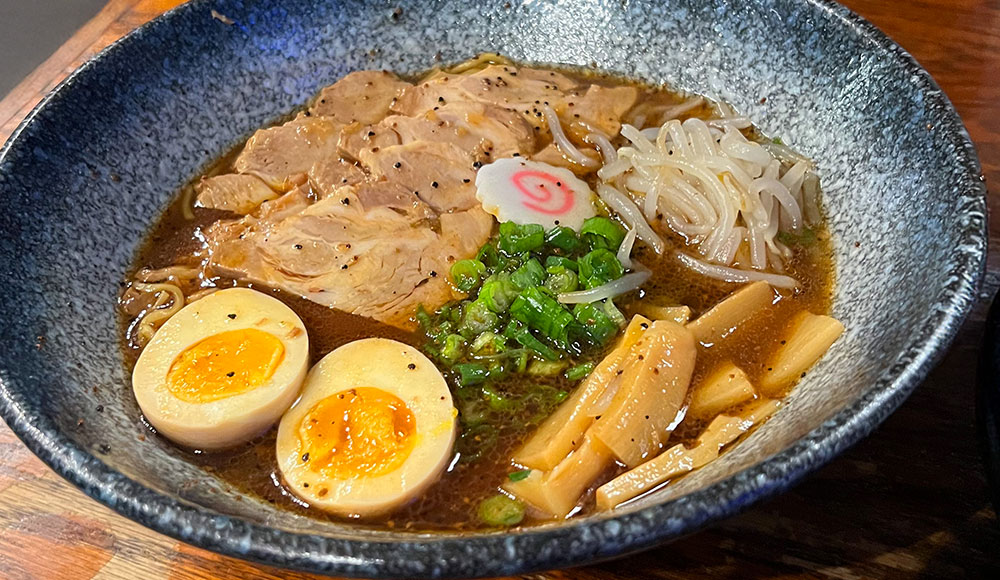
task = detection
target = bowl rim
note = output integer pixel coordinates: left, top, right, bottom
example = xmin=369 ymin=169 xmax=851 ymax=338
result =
xmin=0 ymin=0 xmax=987 ymax=577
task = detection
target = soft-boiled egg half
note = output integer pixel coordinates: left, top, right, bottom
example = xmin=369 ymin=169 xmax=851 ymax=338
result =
xmin=133 ymin=287 xmax=309 ymax=450
xmin=276 ymin=338 xmax=457 ymax=517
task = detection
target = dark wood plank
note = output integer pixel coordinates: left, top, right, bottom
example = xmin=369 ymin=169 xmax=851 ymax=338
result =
xmin=0 ymin=1 xmax=997 ymax=578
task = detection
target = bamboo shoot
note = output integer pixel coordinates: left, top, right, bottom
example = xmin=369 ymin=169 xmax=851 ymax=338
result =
xmin=759 ymin=312 xmax=844 ymax=396
xmin=687 ymin=281 xmax=775 ymax=346
xmin=504 ymin=436 xmax=613 ymax=518
xmin=687 ymin=361 xmax=756 ymax=419
xmin=513 ymin=315 xmax=651 ymax=470
xmin=633 ymin=303 xmax=692 ymax=325
xmin=588 ymin=321 xmax=697 ymax=468
xmin=596 ymin=399 xmax=780 ymax=510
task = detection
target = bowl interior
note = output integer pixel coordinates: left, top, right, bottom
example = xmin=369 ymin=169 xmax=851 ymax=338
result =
xmin=0 ymin=0 xmax=985 ymax=575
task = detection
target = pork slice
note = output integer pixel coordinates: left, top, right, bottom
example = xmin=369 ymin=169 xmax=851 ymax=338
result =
xmin=395 ymin=65 xmax=576 ymax=129
xmin=391 ymin=78 xmax=471 ymax=118
xmin=256 ymin=187 xmax=314 ymax=222
xmin=205 ymin=193 xmax=494 ymax=329
xmin=353 ymin=180 xmax=437 ymax=221
xmin=358 ymin=141 xmax=478 ymax=213
xmin=337 ymin=121 xmax=402 ymax=163
xmin=563 ymin=84 xmax=640 ymax=138
xmin=203 ymin=188 xmax=315 ymax=265
xmin=310 ymin=70 xmax=412 ymax=125
xmin=394 ymin=66 xmax=638 ymax=153
xmin=422 ymin=102 xmax=538 ymax=157
xmin=195 ymin=174 xmax=278 ymax=214
xmin=439 ymin=206 xmax=496 ymax=260
xmin=234 ymin=114 xmax=342 ymax=190
xmin=375 ymin=206 xmax=494 ymax=327
xmin=308 ymin=158 xmax=366 ymax=198
xmin=309 ymin=153 xmax=435 ymax=220
xmin=456 ymin=65 xmax=578 ymax=119
xmin=384 ymin=115 xmax=485 ymax=155
xmin=345 ymin=102 xmax=535 ymax=167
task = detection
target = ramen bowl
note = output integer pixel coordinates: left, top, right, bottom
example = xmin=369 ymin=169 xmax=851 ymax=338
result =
xmin=0 ymin=0 xmax=985 ymax=577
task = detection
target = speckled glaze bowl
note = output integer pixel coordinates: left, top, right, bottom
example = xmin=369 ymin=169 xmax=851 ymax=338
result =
xmin=0 ymin=0 xmax=986 ymax=577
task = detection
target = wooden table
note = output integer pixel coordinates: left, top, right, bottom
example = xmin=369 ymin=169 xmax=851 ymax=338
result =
xmin=1 ymin=0 xmax=998 ymax=578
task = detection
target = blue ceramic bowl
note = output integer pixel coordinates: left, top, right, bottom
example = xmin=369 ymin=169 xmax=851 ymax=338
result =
xmin=0 ymin=0 xmax=986 ymax=577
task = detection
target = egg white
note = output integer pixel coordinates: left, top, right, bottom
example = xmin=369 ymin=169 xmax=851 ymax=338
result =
xmin=276 ymin=338 xmax=457 ymax=517
xmin=132 ymin=287 xmax=309 ymax=450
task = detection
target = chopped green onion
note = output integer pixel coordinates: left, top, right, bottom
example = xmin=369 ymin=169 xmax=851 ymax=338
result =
xmin=510 ymin=287 xmax=574 ymax=346
xmin=479 ymin=275 xmax=520 ymax=313
xmin=776 ymin=227 xmax=817 ymax=247
xmin=481 ymin=384 xmax=514 ymax=411
xmin=498 ymin=252 xmax=529 ymax=273
xmin=447 ymin=305 xmax=462 ymax=324
xmin=477 ymin=494 xmax=525 ymax=526
xmin=451 ymin=259 xmax=486 ymax=292
xmin=501 ymin=318 xmax=524 ymax=340
xmin=486 ymin=359 xmax=509 ymax=381
xmin=454 ymin=388 xmax=487 ymax=425
xmin=441 ymin=334 xmax=466 ymax=363
xmin=513 ymin=328 xmax=560 ymax=361
xmin=772 ymin=136 xmax=784 ymax=145
xmin=527 ymin=359 xmax=568 ymax=376
xmin=565 ymin=361 xmax=596 ymax=381
xmin=498 ymin=222 xmax=544 ymax=255
xmin=511 ymin=258 xmax=546 ymax=289
xmin=470 ymin=331 xmax=506 ymax=354
xmin=515 ymin=349 xmax=530 ymax=373
xmin=458 ymin=300 xmax=499 ymax=338
xmin=508 ymin=469 xmax=532 ymax=482
xmin=578 ymin=248 xmax=625 ymax=289
xmin=545 ymin=255 xmax=578 ymax=271
xmin=581 ymin=216 xmax=626 ymax=251
xmin=476 ymin=243 xmax=500 ymax=268
xmin=573 ymin=302 xmax=620 ymax=346
xmin=436 ymin=320 xmax=454 ymax=336
xmin=545 ymin=226 xmax=583 ymax=253
xmin=454 ymin=363 xmax=490 ymax=386
xmin=415 ymin=305 xmax=433 ymax=333
xmin=544 ymin=265 xmax=578 ymax=294
xmin=419 ymin=220 xmax=640 ymax=465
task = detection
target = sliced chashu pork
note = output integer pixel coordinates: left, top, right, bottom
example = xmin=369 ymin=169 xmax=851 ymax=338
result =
xmin=564 ymin=84 xmax=641 ymax=138
xmin=233 ymin=113 xmax=342 ymax=190
xmin=309 ymin=70 xmax=412 ymax=125
xmin=339 ymin=102 xmax=537 ymax=165
xmin=358 ymin=141 xmax=479 ymax=213
xmin=393 ymin=65 xmax=576 ymax=127
xmin=424 ymin=102 xmax=537 ymax=156
xmin=205 ymin=186 xmax=493 ymax=328
xmin=337 ymin=121 xmax=404 ymax=163
xmin=307 ymin=158 xmax=367 ymax=197
xmin=393 ymin=64 xmax=640 ymax=134
xmin=195 ymin=65 xmax=642 ymax=328
xmin=392 ymin=65 xmax=638 ymax=165
xmin=195 ymin=174 xmax=279 ymax=214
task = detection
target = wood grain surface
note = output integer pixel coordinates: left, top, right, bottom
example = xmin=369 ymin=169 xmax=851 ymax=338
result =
xmin=1 ymin=1 xmax=998 ymax=578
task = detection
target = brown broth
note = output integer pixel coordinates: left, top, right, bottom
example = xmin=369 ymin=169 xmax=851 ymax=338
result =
xmin=118 ymin=60 xmax=834 ymax=531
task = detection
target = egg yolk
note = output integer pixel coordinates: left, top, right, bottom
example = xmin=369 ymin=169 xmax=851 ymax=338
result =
xmin=166 ymin=328 xmax=285 ymax=403
xmin=298 ymin=387 xmax=416 ymax=480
